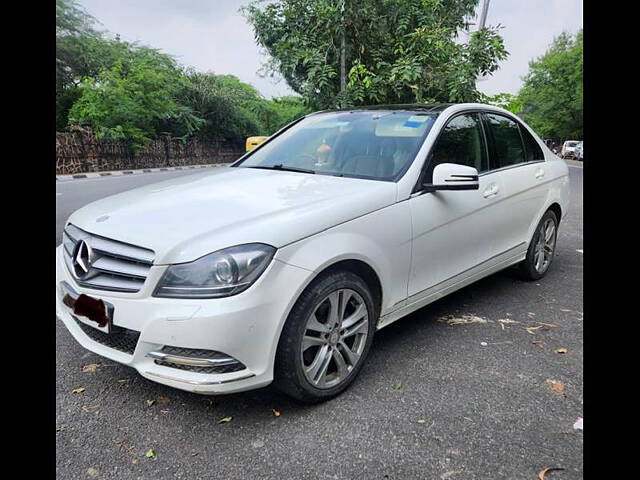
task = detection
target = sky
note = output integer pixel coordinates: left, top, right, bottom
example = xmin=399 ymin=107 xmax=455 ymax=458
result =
xmin=77 ymin=0 xmax=583 ymax=98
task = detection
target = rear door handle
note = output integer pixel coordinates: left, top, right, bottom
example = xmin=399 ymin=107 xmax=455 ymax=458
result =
xmin=483 ymin=183 xmax=499 ymax=198
xmin=535 ymin=168 xmax=545 ymax=179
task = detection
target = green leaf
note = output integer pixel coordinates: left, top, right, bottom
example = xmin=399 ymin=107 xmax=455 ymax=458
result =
xmin=145 ymin=448 xmax=155 ymax=459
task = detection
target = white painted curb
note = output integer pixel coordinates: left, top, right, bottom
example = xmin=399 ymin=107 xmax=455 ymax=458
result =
xmin=56 ymin=163 xmax=230 ymax=181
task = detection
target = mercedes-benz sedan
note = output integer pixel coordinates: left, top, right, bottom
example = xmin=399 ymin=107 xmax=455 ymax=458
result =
xmin=56 ymin=103 xmax=570 ymax=402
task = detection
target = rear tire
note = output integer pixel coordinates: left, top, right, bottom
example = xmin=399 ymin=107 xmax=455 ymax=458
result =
xmin=518 ymin=210 xmax=558 ymax=281
xmin=274 ymin=270 xmax=377 ymax=403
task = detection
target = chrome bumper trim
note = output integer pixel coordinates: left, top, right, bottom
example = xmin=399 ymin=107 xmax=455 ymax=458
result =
xmin=143 ymin=370 xmax=255 ymax=386
xmin=146 ymin=351 xmax=240 ymax=367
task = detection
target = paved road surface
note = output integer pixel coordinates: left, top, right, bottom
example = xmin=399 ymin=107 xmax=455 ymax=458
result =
xmin=56 ymin=164 xmax=583 ymax=480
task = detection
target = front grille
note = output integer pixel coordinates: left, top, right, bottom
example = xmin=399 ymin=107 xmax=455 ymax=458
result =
xmin=153 ymin=346 xmax=246 ymax=374
xmin=74 ymin=316 xmax=140 ymax=355
xmin=62 ymin=224 xmax=155 ymax=293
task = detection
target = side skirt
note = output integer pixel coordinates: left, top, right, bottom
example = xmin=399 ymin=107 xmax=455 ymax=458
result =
xmin=377 ymin=243 xmax=527 ymax=330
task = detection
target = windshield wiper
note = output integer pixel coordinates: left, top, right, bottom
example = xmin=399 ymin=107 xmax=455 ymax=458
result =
xmin=247 ymin=164 xmax=316 ymax=174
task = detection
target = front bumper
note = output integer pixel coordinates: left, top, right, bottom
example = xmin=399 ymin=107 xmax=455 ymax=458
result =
xmin=55 ymin=245 xmax=310 ymax=394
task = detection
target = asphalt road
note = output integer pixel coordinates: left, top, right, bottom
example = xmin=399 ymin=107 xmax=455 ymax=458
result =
xmin=56 ymin=165 xmax=583 ymax=480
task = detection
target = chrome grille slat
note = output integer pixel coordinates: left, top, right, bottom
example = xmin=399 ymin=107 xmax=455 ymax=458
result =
xmin=62 ymin=224 xmax=155 ymax=293
xmin=64 ymin=224 xmax=87 ymax=242
xmin=91 ymin=257 xmax=150 ymax=279
xmin=62 ymin=232 xmax=74 ymax=256
xmin=80 ymin=274 xmax=143 ymax=292
xmin=89 ymin=236 xmax=155 ymax=264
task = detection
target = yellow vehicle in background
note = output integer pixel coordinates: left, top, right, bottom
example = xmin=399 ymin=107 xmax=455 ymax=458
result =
xmin=246 ymin=136 xmax=268 ymax=152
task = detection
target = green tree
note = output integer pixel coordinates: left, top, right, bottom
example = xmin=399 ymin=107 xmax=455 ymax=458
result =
xmin=68 ymin=55 xmax=203 ymax=149
xmin=181 ymin=72 xmax=310 ymax=142
xmin=244 ymin=0 xmax=507 ymax=109
xmin=480 ymin=92 xmax=522 ymax=113
xmin=517 ymin=30 xmax=582 ymax=139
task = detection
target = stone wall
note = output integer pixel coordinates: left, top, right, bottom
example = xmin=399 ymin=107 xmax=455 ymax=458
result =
xmin=56 ymin=127 xmax=244 ymax=174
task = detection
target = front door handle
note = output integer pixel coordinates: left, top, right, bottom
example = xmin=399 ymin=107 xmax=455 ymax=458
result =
xmin=483 ymin=183 xmax=499 ymax=198
xmin=535 ymin=168 xmax=545 ymax=179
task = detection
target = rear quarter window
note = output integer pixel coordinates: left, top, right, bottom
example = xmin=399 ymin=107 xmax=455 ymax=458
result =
xmin=519 ymin=125 xmax=545 ymax=161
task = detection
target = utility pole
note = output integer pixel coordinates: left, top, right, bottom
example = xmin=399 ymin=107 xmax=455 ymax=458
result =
xmin=475 ymin=0 xmax=491 ymax=85
xmin=478 ymin=0 xmax=490 ymax=30
xmin=339 ymin=0 xmax=346 ymax=106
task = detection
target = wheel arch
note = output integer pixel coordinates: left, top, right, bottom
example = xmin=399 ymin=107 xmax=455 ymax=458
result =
xmin=312 ymin=259 xmax=383 ymax=317
xmin=547 ymin=202 xmax=562 ymax=224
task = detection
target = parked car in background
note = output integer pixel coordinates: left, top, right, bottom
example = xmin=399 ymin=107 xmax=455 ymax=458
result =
xmin=574 ymin=141 xmax=583 ymax=161
xmin=56 ymin=103 xmax=570 ymax=403
xmin=561 ymin=140 xmax=581 ymax=159
xmin=246 ymin=136 xmax=268 ymax=152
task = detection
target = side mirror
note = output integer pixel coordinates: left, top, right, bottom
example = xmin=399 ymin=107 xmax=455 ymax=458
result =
xmin=422 ymin=163 xmax=479 ymax=192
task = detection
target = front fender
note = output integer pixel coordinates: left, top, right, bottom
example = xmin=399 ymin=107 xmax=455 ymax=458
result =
xmin=274 ymin=202 xmax=412 ymax=316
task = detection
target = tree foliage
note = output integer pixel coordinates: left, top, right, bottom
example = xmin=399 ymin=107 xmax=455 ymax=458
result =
xmin=56 ymin=0 xmax=309 ymax=147
xmin=244 ymin=0 xmax=508 ymax=109
xmin=516 ymin=30 xmax=582 ymax=139
xmin=480 ymin=92 xmax=522 ymax=114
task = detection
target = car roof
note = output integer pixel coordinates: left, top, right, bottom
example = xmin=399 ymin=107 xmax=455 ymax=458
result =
xmin=316 ymin=103 xmax=454 ymax=114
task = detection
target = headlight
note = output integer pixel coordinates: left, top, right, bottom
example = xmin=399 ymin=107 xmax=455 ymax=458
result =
xmin=153 ymin=243 xmax=276 ymax=298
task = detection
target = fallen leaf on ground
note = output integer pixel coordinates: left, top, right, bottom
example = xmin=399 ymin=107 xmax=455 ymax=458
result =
xmin=272 ymin=409 xmax=281 ymax=417
xmin=497 ymin=318 xmax=518 ymax=330
xmin=538 ymin=322 xmax=557 ymax=328
xmin=156 ymin=395 xmax=170 ymax=405
xmin=438 ymin=314 xmax=488 ymax=325
xmin=72 ymin=387 xmax=85 ymax=394
xmin=204 ymin=399 xmax=213 ymax=409
xmin=547 ymin=380 xmax=566 ymax=395
xmin=526 ymin=326 xmax=543 ymax=334
xmin=117 ymin=378 xmax=129 ymax=383
xmin=191 ymin=452 xmax=199 ymax=457
xmin=145 ymin=399 xmax=155 ymax=407
xmin=417 ymin=419 xmax=426 ymax=424
xmin=392 ymin=381 xmax=403 ymax=390
xmin=145 ymin=448 xmax=155 ymax=459
xmin=527 ymin=312 xmax=537 ymax=317
xmin=218 ymin=416 xmax=232 ymax=424
xmin=555 ymin=348 xmax=568 ymax=354
xmin=532 ymin=340 xmax=544 ymax=347
xmin=538 ymin=467 xmax=565 ymax=479
xmin=82 ymin=363 xmax=100 ymax=373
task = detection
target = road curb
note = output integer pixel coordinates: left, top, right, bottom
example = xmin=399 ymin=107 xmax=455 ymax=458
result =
xmin=56 ymin=163 xmax=230 ymax=182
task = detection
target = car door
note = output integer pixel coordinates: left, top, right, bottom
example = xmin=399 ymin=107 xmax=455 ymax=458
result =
xmin=407 ymin=112 xmax=506 ymax=298
xmin=482 ymin=112 xmax=549 ymax=256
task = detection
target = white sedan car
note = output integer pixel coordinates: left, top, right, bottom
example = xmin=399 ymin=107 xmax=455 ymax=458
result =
xmin=56 ymin=103 xmax=570 ymax=402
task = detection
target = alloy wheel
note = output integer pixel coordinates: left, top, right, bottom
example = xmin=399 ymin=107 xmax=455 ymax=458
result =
xmin=534 ymin=218 xmax=556 ymax=273
xmin=300 ymin=288 xmax=369 ymax=389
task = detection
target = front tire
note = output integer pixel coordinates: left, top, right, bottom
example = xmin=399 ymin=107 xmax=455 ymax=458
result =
xmin=274 ymin=270 xmax=377 ymax=403
xmin=518 ymin=210 xmax=558 ymax=280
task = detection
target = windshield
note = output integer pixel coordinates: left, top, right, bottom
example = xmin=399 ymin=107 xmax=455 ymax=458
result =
xmin=235 ymin=110 xmax=438 ymax=181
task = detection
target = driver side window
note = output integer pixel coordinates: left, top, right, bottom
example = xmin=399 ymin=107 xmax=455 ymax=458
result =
xmin=424 ymin=113 xmax=488 ymax=183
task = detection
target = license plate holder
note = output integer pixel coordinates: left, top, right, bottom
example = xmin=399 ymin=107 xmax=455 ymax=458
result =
xmin=61 ymin=282 xmax=114 ymax=334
